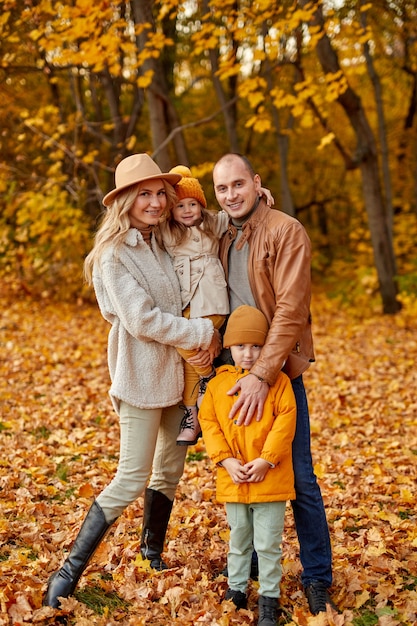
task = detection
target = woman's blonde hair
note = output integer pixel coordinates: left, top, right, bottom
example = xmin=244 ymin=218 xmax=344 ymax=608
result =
xmin=84 ymin=181 xmax=178 ymax=285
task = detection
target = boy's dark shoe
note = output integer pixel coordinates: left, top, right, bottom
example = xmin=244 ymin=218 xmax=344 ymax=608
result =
xmin=258 ymin=595 xmax=280 ymax=625
xmin=305 ymin=581 xmax=337 ymax=614
xmin=224 ymin=587 xmax=248 ymax=610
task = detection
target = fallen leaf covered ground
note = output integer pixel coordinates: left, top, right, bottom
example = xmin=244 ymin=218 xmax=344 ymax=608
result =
xmin=0 ymin=284 xmax=416 ymax=625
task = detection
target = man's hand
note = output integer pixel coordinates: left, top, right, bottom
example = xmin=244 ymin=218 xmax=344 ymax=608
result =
xmin=227 ymin=374 xmax=269 ymax=426
xmin=222 ymin=458 xmax=250 ymax=484
xmin=243 ymin=458 xmax=270 ymax=482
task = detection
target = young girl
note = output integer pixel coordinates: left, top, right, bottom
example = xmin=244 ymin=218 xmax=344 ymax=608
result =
xmin=159 ymin=166 xmax=229 ymax=446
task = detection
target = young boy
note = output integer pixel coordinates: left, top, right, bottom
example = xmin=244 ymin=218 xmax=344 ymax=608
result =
xmin=198 ymin=305 xmax=297 ymax=626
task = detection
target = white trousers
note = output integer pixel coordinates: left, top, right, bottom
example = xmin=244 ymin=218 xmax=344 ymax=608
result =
xmin=97 ymin=401 xmax=187 ymax=522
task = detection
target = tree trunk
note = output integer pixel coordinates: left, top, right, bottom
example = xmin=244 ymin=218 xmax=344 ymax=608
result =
xmin=131 ymin=0 xmax=187 ymax=169
xmin=261 ymin=22 xmax=295 ymax=216
xmin=202 ymin=0 xmax=240 ymax=153
xmin=359 ymin=2 xmax=394 ymax=242
xmin=396 ymin=70 xmax=417 ymax=217
xmin=299 ymin=0 xmax=400 ymax=314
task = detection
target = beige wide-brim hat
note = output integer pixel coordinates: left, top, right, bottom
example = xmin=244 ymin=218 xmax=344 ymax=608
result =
xmin=102 ymin=153 xmax=182 ymax=207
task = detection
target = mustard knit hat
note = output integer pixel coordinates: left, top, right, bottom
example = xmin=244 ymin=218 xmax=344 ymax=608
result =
xmin=223 ymin=305 xmax=269 ymax=348
xmin=170 ymin=165 xmax=207 ymax=208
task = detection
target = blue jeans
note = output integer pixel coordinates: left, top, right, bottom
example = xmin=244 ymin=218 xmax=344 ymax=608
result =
xmin=291 ymin=375 xmax=332 ymax=587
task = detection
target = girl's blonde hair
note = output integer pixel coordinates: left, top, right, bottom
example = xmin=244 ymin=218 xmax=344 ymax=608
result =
xmin=163 ymin=205 xmax=220 ymax=247
xmin=84 ymin=181 xmax=178 ymax=285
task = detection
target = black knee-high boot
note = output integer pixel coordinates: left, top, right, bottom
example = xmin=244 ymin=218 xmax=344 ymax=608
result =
xmin=43 ymin=501 xmax=116 ymax=608
xmin=140 ymin=488 xmax=173 ymax=570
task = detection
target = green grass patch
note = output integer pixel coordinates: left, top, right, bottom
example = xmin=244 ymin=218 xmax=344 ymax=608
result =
xmin=51 ymin=486 xmax=76 ymax=502
xmin=25 ymin=547 xmax=38 ymax=561
xmin=75 ymin=584 xmax=130 ymax=615
xmin=352 ymin=601 xmax=405 ymax=626
xmin=344 ymin=525 xmax=363 ymax=533
xmin=186 ymin=450 xmax=206 ymax=462
xmin=352 ymin=610 xmax=379 ymax=626
xmin=55 ymin=462 xmax=69 ymax=482
xmin=32 ymin=425 xmax=51 ymax=439
xmin=402 ymin=574 xmax=417 ymax=591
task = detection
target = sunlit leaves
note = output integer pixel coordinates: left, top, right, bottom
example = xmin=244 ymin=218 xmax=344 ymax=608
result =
xmin=0 ymin=10 xmax=11 ymax=28
xmin=21 ymin=0 xmax=174 ymax=77
xmin=245 ymin=108 xmax=271 ymax=133
xmin=0 ymin=1 xmax=416 ymax=311
xmin=238 ymin=76 xmax=268 ymax=108
xmin=324 ymin=71 xmax=349 ymax=102
xmin=270 ymin=88 xmax=298 ymax=110
xmin=318 ymin=132 xmax=336 ymax=149
xmin=0 ymin=186 xmax=91 ymax=298
xmin=0 ymin=288 xmax=416 ymax=623
xmin=137 ymin=70 xmax=154 ymax=89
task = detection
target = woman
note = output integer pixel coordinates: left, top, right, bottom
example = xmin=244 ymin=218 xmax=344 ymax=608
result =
xmin=43 ymin=153 xmax=220 ymax=609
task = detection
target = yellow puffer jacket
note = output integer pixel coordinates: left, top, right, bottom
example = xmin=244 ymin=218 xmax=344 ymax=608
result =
xmin=199 ymin=365 xmax=296 ymax=503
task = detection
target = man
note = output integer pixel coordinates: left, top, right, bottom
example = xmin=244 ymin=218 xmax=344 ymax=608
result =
xmin=213 ymin=153 xmax=335 ymax=615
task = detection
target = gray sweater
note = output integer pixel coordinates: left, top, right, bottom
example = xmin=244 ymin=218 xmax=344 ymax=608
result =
xmin=93 ymin=228 xmax=214 ymax=413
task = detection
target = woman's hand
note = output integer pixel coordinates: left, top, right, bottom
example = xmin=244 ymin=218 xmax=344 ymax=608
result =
xmin=186 ymin=329 xmax=221 ymax=367
xmin=208 ymin=328 xmax=222 ymax=362
xmin=187 ymin=350 xmax=211 ymax=368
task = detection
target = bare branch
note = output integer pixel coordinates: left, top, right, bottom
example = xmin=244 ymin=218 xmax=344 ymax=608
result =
xmin=151 ymin=97 xmax=238 ymax=159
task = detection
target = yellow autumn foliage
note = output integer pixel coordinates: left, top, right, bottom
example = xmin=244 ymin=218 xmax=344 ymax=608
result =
xmin=0 ymin=187 xmax=91 ymax=299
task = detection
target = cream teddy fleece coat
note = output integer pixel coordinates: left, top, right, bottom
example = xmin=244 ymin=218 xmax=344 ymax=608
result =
xmin=93 ymin=228 xmax=214 ymax=414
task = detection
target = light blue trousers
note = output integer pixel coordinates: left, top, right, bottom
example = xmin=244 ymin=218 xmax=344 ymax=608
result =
xmin=226 ymin=501 xmax=286 ymax=598
xmin=97 ymin=401 xmax=187 ymax=523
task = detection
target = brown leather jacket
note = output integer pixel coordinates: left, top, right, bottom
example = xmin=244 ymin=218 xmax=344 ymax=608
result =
xmin=219 ymin=199 xmax=315 ymax=383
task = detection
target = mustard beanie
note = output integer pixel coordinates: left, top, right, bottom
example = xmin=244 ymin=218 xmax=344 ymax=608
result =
xmin=223 ymin=305 xmax=269 ymax=348
xmin=170 ymin=165 xmax=207 ymax=208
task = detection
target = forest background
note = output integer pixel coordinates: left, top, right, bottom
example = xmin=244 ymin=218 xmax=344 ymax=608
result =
xmin=0 ymin=0 xmax=417 ymax=314
xmin=0 ymin=1 xmax=417 ymax=625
